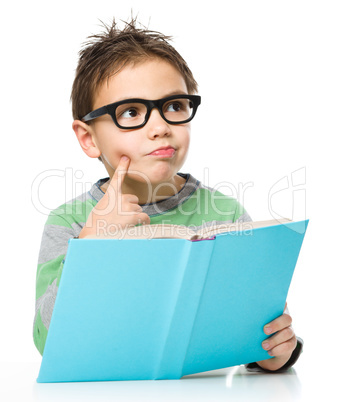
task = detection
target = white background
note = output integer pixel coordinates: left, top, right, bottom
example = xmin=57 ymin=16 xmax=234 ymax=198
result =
xmin=1 ymin=0 xmax=336 ymax=400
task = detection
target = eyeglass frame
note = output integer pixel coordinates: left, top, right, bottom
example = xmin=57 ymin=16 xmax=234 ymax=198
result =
xmin=81 ymin=94 xmax=201 ymax=129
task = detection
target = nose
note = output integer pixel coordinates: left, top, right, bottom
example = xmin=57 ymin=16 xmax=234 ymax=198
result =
xmin=146 ymin=108 xmax=171 ymax=139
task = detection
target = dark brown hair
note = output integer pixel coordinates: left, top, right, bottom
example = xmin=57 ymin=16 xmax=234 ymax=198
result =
xmin=71 ymin=18 xmax=198 ymax=121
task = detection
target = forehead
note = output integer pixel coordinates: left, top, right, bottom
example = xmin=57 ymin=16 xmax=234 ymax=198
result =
xmin=93 ymin=59 xmax=188 ymax=108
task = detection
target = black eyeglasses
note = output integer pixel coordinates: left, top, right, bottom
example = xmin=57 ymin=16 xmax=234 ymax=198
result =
xmin=81 ymin=94 xmax=201 ymax=129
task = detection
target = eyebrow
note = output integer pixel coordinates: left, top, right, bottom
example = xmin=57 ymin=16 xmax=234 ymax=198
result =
xmin=114 ymin=91 xmax=189 ymax=103
xmin=164 ymin=90 xmax=189 ymax=97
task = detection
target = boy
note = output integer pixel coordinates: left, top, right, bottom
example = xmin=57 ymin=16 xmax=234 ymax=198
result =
xmin=34 ymin=18 xmax=302 ymax=373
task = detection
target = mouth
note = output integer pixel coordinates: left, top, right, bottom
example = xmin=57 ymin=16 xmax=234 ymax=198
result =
xmin=147 ymin=146 xmax=176 ymax=158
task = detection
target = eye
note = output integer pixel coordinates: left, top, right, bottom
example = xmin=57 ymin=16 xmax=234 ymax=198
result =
xmin=166 ymin=102 xmax=182 ymax=112
xmin=120 ymin=108 xmax=139 ymax=119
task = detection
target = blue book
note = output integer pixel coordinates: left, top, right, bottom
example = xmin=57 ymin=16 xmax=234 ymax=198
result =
xmin=37 ymin=219 xmax=308 ymax=383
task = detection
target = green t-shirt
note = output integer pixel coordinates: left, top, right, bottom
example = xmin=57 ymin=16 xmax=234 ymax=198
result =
xmin=33 ymin=173 xmax=251 ymax=355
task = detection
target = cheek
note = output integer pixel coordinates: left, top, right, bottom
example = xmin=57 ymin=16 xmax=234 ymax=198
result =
xmin=105 ymin=145 xmax=141 ymax=172
xmin=185 ymin=134 xmax=191 ymax=148
xmin=98 ymin=132 xmax=137 ymax=167
xmin=116 ymin=144 xmax=139 ymax=162
xmin=179 ymin=127 xmax=191 ymax=149
xmin=177 ymin=128 xmax=190 ymax=164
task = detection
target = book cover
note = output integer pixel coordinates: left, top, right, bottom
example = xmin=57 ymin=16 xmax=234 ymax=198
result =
xmin=37 ymin=220 xmax=308 ymax=383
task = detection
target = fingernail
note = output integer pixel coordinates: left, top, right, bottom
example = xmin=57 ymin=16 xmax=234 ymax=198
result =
xmin=268 ymin=350 xmax=274 ymax=356
xmin=264 ymin=325 xmax=272 ymax=334
xmin=121 ymin=156 xmax=129 ymax=161
xmin=262 ymin=342 xmax=270 ymax=350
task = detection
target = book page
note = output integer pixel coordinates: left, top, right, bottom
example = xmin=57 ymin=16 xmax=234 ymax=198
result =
xmin=89 ymin=218 xmax=292 ymax=240
xmin=196 ymin=218 xmax=292 ymax=239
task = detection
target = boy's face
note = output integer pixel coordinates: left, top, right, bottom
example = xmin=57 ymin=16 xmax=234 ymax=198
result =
xmin=80 ymin=59 xmax=191 ymax=186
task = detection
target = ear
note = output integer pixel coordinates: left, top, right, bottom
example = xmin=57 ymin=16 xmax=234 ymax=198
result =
xmin=72 ymin=120 xmax=102 ymax=159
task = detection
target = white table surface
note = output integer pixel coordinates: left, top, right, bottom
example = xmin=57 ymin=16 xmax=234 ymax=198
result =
xmin=0 ymin=354 xmax=333 ymax=402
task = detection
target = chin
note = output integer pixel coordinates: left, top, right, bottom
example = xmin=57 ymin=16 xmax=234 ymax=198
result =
xmin=129 ymin=165 xmax=178 ymax=185
xmin=150 ymin=164 xmax=179 ymax=183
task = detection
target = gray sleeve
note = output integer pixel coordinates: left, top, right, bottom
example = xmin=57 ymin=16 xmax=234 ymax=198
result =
xmin=34 ymin=222 xmax=81 ymax=332
xmin=235 ymin=211 xmax=253 ymax=222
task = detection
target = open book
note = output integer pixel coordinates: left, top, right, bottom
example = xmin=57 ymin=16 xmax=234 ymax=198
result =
xmin=37 ymin=218 xmax=308 ymax=383
xmin=86 ymin=218 xmax=293 ymax=241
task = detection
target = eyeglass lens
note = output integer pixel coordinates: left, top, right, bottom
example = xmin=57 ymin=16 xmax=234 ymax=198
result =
xmin=115 ymin=98 xmax=194 ymax=128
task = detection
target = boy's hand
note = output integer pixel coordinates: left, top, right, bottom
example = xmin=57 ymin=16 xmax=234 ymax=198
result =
xmin=256 ymin=303 xmax=297 ymax=371
xmin=79 ymin=156 xmax=150 ymax=238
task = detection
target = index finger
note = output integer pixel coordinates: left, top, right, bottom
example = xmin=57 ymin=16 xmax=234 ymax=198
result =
xmin=110 ymin=155 xmax=130 ymax=193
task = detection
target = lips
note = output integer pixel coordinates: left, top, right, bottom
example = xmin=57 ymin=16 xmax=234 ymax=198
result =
xmin=148 ymin=146 xmax=176 ymax=157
